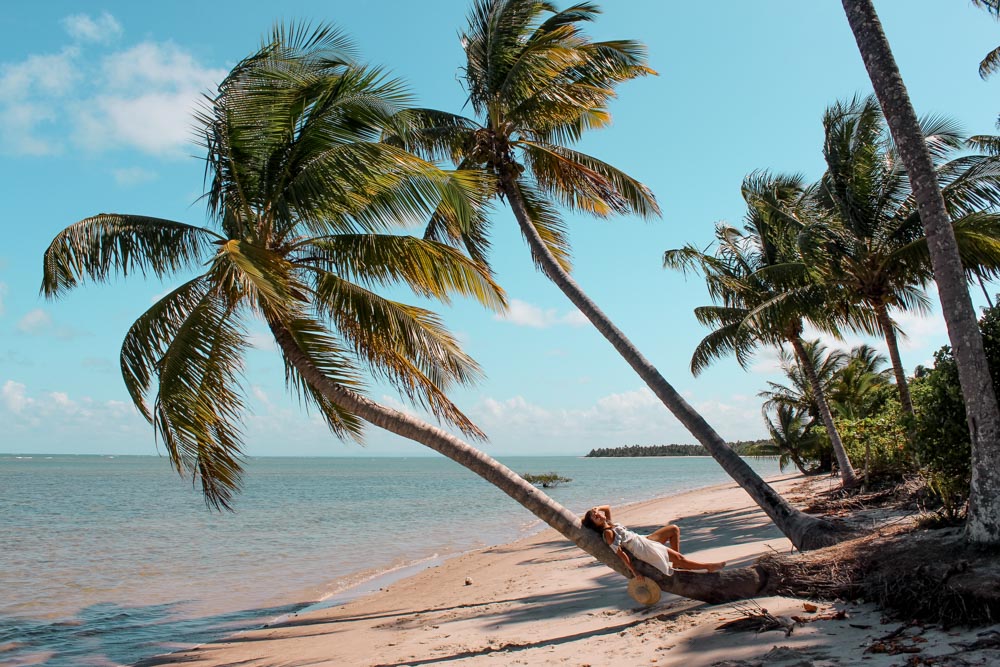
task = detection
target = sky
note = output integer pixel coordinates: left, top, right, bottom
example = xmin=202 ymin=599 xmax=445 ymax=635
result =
xmin=1 ymin=1 xmax=997 ymax=458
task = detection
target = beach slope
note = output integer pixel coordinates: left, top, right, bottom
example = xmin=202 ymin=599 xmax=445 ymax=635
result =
xmin=139 ymin=474 xmax=998 ymax=667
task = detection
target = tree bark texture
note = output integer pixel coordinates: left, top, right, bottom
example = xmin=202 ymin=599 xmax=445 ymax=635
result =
xmin=873 ymin=302 xmax=914 ymax=418
xmin=842 ymin=0 xmax=1000 ymax=544
xmin=499 ymin=173 xmax=842 ymax=551
xmin=790 ymin=337 xmax=859 ymax=488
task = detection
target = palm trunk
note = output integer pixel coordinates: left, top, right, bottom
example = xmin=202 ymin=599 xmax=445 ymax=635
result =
xmin=789 ymin=337 xmax=859 ymax=488
xmin=267 ymin=319 xmax=625 ymax=574
xmin=269 ymin=319 xmax=808 ymax=603
xmin=872 ymin=302 xmax=914 ymax=418
xmin=499 ymin=174 xmax=841 ymax=550
xmin=843 ymin=0 xmax=1000 ymax=544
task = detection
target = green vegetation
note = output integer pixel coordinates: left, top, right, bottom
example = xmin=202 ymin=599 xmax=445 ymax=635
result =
xmin=521 ymin=472 xmax=572 ymax=488
xmin=586 ymin=441 xmax=769 ymax=458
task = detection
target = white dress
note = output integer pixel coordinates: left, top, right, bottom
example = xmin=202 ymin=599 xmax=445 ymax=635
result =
xmin=610 ymin=525 xmax=674 ymax=576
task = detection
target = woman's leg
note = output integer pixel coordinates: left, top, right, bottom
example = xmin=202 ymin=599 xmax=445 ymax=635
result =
xmin=665 ymin=546 xmax=725 ymax=572
xmin=647 ymin=524 xmax=680 ymax=552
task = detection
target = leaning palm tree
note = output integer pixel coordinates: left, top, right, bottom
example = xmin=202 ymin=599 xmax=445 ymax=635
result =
xmin=665 ymin=174 xmax=859 ymax=487
xmin=40 ymin=24 xmax=634 ymax=577
xmin=841 ymin=0 xmax=1000 ymax=544
xmin=802 ymin=95 xmax=1000 ymax=419
xmin=389 ymin=0 xmax=841 ymax=550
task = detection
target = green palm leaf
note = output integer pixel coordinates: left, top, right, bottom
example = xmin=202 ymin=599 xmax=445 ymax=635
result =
xmin=120 ymin=277 xmax=214 ymax=422
xmin=41 ymin=214 xmax=219 ymax=298
xmin=153 ymin=289 xmax=249 ymax=510
xmin=297 ymin=234 xmax=506 ymax=311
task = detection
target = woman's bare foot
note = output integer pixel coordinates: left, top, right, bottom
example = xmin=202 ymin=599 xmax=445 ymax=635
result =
xmin=705 ymin=561 xmax=726 ymax=573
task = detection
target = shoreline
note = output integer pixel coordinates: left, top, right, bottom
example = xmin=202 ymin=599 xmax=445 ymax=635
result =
xmin=136 ymin=474 xmax=770 ymax=665
xmin=135 ymin=472 xmax=808 ymax=666
xmin=135 ymin=472 xmax=1000 ymax=666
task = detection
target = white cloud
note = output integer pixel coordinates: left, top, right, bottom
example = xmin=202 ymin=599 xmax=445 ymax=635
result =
xmin=16 ymin=309 xmax=52 ymax=334
xmin=495 ymin=299 xmax=588 ymax=328
xmin=0 ymin=48 xmax=79 ymax=99
xmin=62 ymin=12 xmax=123 ymax=43
xmin=471 ymin=387 xmax=766 ymax=453
xmin=251 ymin=385 xmax=271 ymax=406
xmin=1 ymin=21 xmax=225 ymax=157
xmin=2 ymin=380 xmax=34 ymax=414
xmin=891 ymin=308 xmax=947 ymax=351
xmin=74 ymin=42 xmax=226 ymax=156
xmin=0 ymin=48 xmax=79 ymax=155
xmin=0 ymin=380 xmax=144 ymax=435
xmin=113 ymin=166 xmax=157 ymax=186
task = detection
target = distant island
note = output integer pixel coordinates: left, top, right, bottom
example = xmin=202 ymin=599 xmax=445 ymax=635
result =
xmin=585 ymin=440 xmax=771 ymax=457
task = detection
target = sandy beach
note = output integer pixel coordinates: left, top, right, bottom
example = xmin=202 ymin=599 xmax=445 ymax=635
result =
xmin=136 ymin=473 xmax=1000 ymax=667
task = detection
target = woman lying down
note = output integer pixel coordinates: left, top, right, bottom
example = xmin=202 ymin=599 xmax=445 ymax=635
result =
xmin=582 ymin=505 xmax=726 ymax=579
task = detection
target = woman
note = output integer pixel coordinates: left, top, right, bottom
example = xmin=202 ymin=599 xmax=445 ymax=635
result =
xmin=582 ymin=505 xmax=725 ymax=578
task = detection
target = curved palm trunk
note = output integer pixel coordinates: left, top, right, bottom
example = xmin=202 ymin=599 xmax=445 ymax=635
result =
xmin=789 ymin=337 xmax=859 ymax=488
xmin=269 ymin=320 xmax=805 ymax=602
xmin=499 ymin=174 xmax=841 ymax=550
xmin=872 ymin=302 xmax=914 ymax=418
xmin=843 ymin=0 xmax=1000 ymax=544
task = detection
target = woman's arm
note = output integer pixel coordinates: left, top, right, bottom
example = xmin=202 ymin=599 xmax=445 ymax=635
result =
xmin=602 ymin=526 xmax=638 ymax=577
xmin=617 ymin=547 xmax=638 ymax=578
xmin=595 ymin=504 xmax=612 ymax=523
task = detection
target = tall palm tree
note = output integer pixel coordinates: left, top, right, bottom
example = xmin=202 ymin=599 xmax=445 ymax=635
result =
xmin=665 ymin=174 xmax=859 ymax=487
xmin=803 ymin=95 xmax=1000 ymax=419
xmin=841 ymin=0 xmax=1000 ymax=544
xmin=390 ymin=0 xmax=841 ymax=550
xmin=40 ymin=24 xmax=635 ymax=578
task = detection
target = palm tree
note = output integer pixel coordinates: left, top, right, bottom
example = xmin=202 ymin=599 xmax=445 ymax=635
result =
xmin=751 ymin=404 xmax=824 ymax=476
xmin=803 ymin=95 xmax=1000 ymax=419
xmin=841 ymin=0 xmax=1000 ymax=544
xmin=665 ymin=174 xmax=860 ymax=487
xmin=390 ymin=0 xmax=841 ymax=550
xmin=760 ymin=340 xmax=846 ymax=427
xmin=40 ymin=24 xmax=634 ymax=578
xmin=828 ymin=345 xmax=892 ymax=420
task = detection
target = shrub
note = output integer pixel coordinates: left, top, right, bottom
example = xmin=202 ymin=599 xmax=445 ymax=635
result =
xmin=835 ymin=403 xmax=912 ymax=482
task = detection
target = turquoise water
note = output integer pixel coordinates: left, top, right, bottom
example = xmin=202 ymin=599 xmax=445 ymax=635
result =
xmin=0 ymin=454 xmax=779 ymax=666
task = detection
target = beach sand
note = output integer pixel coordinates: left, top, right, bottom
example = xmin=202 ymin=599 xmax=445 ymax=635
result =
xmin=140 ymin=473 xmax=1000 ymax=667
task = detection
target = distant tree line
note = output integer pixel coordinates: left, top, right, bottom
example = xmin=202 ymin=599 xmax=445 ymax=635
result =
xmin=586 ymin=440 xmax=771 ymax=458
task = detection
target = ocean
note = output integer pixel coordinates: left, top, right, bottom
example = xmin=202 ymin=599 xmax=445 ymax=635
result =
xmin=1 ymin=453 xmax=780 ymax=666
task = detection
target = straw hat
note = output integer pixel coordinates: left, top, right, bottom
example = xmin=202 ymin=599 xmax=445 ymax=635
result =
xmin=627 ymin=576 xmax=661 ymax=606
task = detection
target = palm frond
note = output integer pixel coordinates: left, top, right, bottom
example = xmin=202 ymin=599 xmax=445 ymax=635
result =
xmin=120 ymin=277 xmax=213 ymax=422
xmin=42 ymin=214 xmax=219 ymax=298
xmin=513 ymin=178 xmax=573 ymax=272
xmin=520 ymin=141 xmax=658 ymax=218
xmin=310 ymin=273 xmax=487 ymax=439
xmin=153 ymin=289 xmax=249 ymax=511
xmin=297 ymin=234 xmax=506 ymax=312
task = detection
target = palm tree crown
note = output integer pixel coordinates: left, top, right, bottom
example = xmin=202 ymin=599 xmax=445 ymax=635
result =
xmin=802 ymin=94 xmax=1000 ymax=416
xmin=42 ymin=24 xmax=505 ymax=509
xmin=389 ymin=0 xmax=659 ymax=268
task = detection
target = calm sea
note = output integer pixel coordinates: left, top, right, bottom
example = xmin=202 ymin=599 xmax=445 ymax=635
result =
xmin=0 ymin=453 xmax=779 ymax=666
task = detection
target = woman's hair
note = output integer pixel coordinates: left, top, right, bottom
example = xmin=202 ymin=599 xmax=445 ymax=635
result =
xmin=581 ymin=509 xmax=601 ymax=533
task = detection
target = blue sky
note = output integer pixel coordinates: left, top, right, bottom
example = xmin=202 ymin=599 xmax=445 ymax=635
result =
xmin=1 ymin=1 xmax=997 ymax=457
